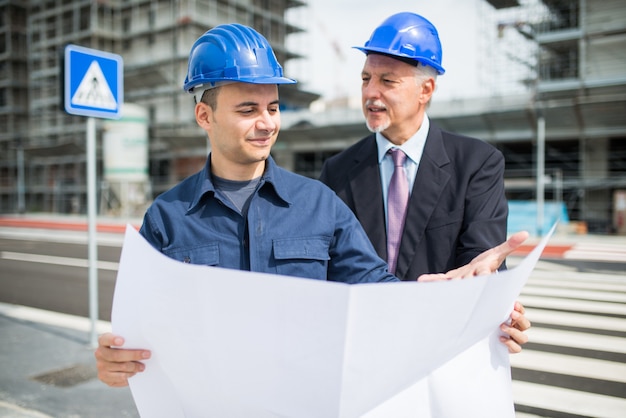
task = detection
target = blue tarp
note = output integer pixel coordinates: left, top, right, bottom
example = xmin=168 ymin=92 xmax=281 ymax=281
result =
xmin=508 ymin=200 xmax=569 ymax=236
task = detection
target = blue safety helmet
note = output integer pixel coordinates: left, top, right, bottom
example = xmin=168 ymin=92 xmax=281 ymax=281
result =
xmin=184 ymin=23 xmax=296 ymax=93
xmin=354 ymin=12 xmax=445 ymax=75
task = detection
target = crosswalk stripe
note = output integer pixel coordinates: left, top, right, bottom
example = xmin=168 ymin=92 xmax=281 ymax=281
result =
xmin=525 ymin=327 xmax=626 ymax=354
xmin=527 ymin=268 xmax=626 ymax=284
xmin=510 ymin=350 xmax=626 ymax=383
xmin=526 ymin=308 xmax=626 ymax=332
xmin=512 ymin=380 xmax=626 ymax=418
xmin=525 ymin=277 xmax=626 ymax=292
xmin=520 ymin=260 xmax=624 ymax=284
xmin=564 ymin=250 xmax=626 ymax=262
xmin=571 ymin=243 xmax=626 ymax=252
xmin=521 ymin=286 xmax=626 ymax=303
xmin=518 ymin=294 xmax=626 ymax=316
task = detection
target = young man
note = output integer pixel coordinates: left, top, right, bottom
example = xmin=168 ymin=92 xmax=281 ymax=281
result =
xmin=95 ymin=23 xmax=528 ymax=388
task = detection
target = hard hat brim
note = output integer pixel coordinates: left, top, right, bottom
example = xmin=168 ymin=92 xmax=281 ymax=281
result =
xmin=354 ymin=46 xmax=446 ymax=75
xmin=186 ymin=76 xmax=297 ymax=93
xmin=239 ymin=76 xmax=297 ymax=85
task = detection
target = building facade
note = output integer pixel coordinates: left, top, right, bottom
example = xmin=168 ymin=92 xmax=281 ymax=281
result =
xmin=1 ymin=0 xmax=625 ymax=233
xmin=0 ymin=0 xmax=313 ymax=216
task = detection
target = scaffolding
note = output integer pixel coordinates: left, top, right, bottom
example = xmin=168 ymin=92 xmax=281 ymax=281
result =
xmin=1 ymin=0 xmax=312 ymax=214
xmin=476 ymin=0 xmax=626 ymax=232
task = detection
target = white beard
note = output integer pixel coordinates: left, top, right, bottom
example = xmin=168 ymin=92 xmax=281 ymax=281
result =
xmin=366 ymin=118 xmax=390 ymax=134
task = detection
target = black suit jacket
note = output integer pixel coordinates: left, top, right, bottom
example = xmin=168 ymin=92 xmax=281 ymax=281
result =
xmin=319 ymin=122 xmax=508 ymax=280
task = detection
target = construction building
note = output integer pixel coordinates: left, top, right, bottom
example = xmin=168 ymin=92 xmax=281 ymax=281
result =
xmin=0 ymin=0 xmax=314 ymax=216
xmin=1 ymin=0 xmax=625 ymax=234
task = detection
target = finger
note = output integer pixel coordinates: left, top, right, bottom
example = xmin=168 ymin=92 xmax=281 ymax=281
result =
xmin=501 ymin=323 xmax=529 ymax=346
xmin=511 ymin=310 xmax=532 ymax=332
xmin=98 ymin=369 xmax=138 ymax=387
xmin=472 ymin=265 xmax=492 ymax=277
xmin=95 ymin=344 xmax=151 ymax=363
xmin=417 ymin=273 xmax=450 ymax=282
xmin=453 ymin=264 xmax=490 ymax=279
xmin=511 ymin=316 xmax=532 ymax=331
xmin=504 ymin=230 xmax=530 ymax=252
xmin=96 ymin=356 xmax=147 ymax=387
xmin=441 ymin=264 xmax=474 ymax=279
xmin=491 ymin=230 xmax=530 ymax=267
xmin=514 ymin=301 xmax=526 ymax=315
xmin=502 ymin=230 xmax=530 ymax=256
xmin=98 ymin=332 xmax=124 ymax=348
xmin=500 ymin=336 xmax=523 ymax=354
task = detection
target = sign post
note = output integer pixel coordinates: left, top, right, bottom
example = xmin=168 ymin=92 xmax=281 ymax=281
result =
xmin=64 ymin=44 xmax=123 ymax=347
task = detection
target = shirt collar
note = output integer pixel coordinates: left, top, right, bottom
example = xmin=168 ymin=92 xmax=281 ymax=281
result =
xmin=258 ymin=156 xmax=292 ymax=206
xmin=376 ymin=114 xmax=430 ymax=164
xmin=187 ymin=155 xmax=290 ymax=212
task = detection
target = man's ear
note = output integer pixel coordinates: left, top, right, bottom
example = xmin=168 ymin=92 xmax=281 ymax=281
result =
xmin=195 ymin=102 xmax=212 ymax=129
xmin=419 ymin=78 xmax=435 ymax=104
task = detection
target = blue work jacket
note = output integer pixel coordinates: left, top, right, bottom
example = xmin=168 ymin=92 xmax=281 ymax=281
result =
xmin=140 ymin=156 xmax=398 ymax=284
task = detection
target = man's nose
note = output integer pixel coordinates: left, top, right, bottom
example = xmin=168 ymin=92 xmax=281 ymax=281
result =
xmin=257 ymin=111 xmax=277 ymax=131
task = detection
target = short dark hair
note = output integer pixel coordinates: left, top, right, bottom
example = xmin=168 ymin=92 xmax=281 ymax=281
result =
xmin=199 ymin=87 xmax=220 ymax=110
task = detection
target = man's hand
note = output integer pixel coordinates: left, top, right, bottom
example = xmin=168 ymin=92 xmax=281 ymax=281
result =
xmin=500 ymin=301 xmax=531 ymax=353
xmin=418 ymin=230 xmax=529 ymax=282
xmin=94 ymin=333 xmax=151 ymax=387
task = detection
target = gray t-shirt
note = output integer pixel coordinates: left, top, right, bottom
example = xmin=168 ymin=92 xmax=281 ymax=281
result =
xmin=212 ymin=174 xmax=261 ymax=216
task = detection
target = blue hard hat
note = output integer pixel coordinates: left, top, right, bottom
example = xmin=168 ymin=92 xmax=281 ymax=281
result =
xmin=184 ymin=23 xmax=296 ymax=93
xmin=354 ymin=12 xmax=445 ymax=75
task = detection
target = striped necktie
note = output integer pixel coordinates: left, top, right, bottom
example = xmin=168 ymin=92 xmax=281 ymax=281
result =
xmin=387 ymin=148 xmax=409 ymax=274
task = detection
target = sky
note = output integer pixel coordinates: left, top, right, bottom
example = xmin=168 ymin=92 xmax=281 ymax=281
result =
xmin=285 ymin=0 xmax=483 ymax=104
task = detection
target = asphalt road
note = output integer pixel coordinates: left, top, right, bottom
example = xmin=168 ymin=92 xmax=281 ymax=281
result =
xmin=1 ymin=232 xmax=625 ymax=323
xmin=0 ymin=236 xmax=121 ymax=321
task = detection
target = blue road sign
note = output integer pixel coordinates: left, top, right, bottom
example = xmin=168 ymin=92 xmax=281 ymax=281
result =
xmin=64 ymin=44 xmax=123 ymax=119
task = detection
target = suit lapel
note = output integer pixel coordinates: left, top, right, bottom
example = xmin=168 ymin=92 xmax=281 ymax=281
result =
xmin=396 ymin=124 xmax=451 ymax=279
xmin=349 ymin=136 xmax=387 ymax=259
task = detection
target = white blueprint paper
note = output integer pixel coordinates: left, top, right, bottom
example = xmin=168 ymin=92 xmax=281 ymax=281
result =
xmin=112 ymin=225 xmax=554 ymax=418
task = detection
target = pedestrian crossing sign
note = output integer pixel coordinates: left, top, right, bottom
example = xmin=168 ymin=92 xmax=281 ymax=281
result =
xmin=64 ymin=44 xmax=123 ymax=119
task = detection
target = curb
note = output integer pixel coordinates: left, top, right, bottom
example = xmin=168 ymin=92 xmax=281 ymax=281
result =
xmin=0 ymin=217 xmax=138 ymax=234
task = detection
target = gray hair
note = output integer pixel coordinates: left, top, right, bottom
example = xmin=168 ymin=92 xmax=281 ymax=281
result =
xmin=413 ymin=63 xmax=438 ymax=106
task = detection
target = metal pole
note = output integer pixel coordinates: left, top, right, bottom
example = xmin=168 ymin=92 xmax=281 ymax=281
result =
xmin=87 ymin=117 xmax=99 ymax=347
xmin=537 ymin=114 xmax=545 ymax=236
xmin=16 ymin=138 xmax=25 ymax=214
xmin=555 ymin=168 xmax=563 ymax=204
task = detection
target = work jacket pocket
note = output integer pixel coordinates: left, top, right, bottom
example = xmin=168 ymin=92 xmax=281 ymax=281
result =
xmin=272 ymin=236 xmax=331 ymax=279
xmin=163 ymin=243 xmax=220 ymax=266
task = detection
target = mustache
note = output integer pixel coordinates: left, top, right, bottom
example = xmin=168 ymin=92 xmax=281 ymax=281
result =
xmin=365 ymin=99 xmax=387 ymax=109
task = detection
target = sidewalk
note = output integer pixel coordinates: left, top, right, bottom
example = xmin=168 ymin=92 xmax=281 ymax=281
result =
xmin=0 ymin=214 xmax=141 ymax=417
xmin=0 ymin=303 xmax=138 ymax=418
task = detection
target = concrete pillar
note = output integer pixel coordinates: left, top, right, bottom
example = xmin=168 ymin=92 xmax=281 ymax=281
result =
xmin=580 ymin=137 xmax=610 ymax=232
xmin=614 ymin=190 xmax=626 ymax=235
